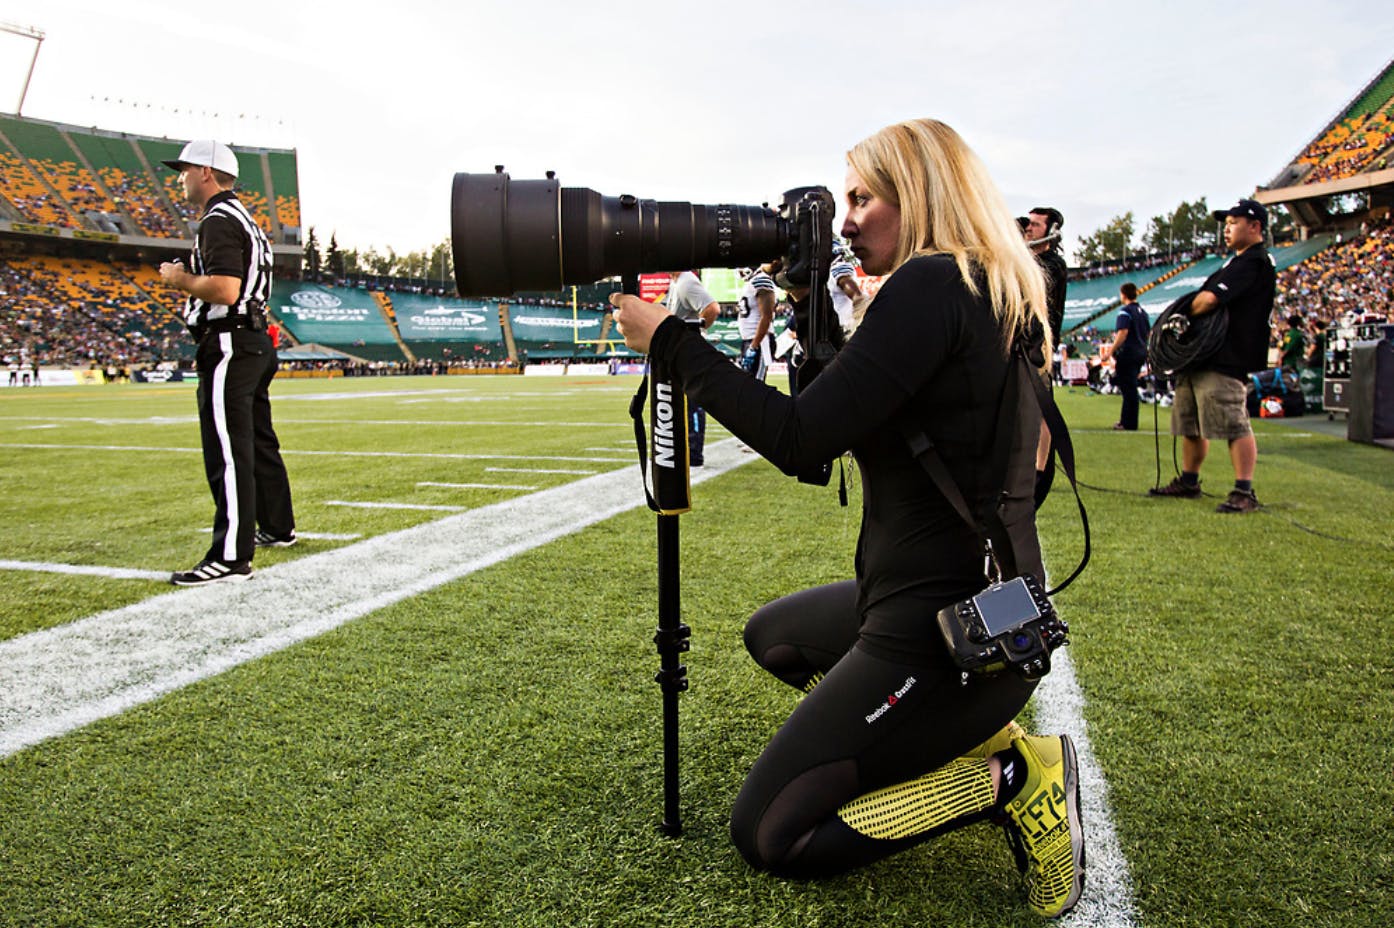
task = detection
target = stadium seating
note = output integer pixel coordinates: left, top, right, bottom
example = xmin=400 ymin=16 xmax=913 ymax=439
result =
xmin=0 ymin=150 xmax=79 ymax=227
xmin=1288 ymin=62 xmax=1394 ymax=186
xmin=0 ymin=255 xmax=188 ymax=367
xmin=68 ymin=130 xmax=188 ymax=238
xmin=1062 ymin=261 xmax=1188 ymax=331
xmin=0 ymin=117 xmax=123 ymax=230
xmin=1276 ymin=218 xmax=1394 ymax=324
xmin=267 ymin=150 xmax=301 ymax=234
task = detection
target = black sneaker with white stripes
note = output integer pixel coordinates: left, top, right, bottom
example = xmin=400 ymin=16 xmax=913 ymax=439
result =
xmin=254 ymin=530 xmax=297 ymax=548
xmin=170 ymin=559 xmax=253 ymax=586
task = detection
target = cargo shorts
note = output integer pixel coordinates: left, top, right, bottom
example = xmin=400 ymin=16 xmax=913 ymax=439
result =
xmin=1171 ymin=370 xmax=1252 ymax=441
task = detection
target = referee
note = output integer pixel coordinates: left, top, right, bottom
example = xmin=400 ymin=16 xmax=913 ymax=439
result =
xmin=159 ymin=139 xmax=296 ymax=585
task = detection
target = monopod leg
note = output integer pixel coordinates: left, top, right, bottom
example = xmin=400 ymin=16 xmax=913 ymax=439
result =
xmin=654 ymin=512 xmax=689 ymax=836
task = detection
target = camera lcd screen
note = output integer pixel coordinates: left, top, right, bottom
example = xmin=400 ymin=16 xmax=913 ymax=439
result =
xmin=972 ymin=578 xmax=1041 ymax=637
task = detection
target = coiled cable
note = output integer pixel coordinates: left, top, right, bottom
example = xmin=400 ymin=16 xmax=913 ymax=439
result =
xmin=1146 ymin=290 xmax=1229 ymax=376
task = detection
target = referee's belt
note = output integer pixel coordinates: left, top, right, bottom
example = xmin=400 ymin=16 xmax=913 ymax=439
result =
xmin=198 ymin=312 xmax=265 ymax=336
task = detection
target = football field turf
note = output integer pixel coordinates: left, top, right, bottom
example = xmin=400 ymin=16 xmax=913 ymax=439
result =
xmin=1 ymin=375 xmax=1390 ymax=927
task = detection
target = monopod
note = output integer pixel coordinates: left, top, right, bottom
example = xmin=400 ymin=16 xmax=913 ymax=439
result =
xmin=624 ymin=273 xmax=694 ymax=836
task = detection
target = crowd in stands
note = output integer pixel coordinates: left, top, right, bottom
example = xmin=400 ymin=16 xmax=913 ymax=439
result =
xmin=99 ymin=167 xmax=187 ymax=238
xmin=278 ymin=358 xmax=520 ymax=376
xmin=1275 ymin=216 xmax=1394 ymax=327
xmin=0 ymin=153 xmax=78 ymax=227
xmin=0 ymin=256 xmax=187 ymax=369
xmin=1297 ymin=110 xmax=1393 ymax=185
xmin=0 ymin=118 xmax=295 ymax=242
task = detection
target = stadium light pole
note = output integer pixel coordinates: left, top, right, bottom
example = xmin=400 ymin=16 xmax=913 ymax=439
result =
xmin=1 ymin=23 xmax=45 ymax=116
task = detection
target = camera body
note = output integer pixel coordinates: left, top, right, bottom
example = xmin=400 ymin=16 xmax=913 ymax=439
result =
xmin=936 ymin=574 xmax=1068 ymax=680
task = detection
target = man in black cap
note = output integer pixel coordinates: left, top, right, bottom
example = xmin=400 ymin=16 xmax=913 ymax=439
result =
xmin=1149 ymin=197 xmax=1275 ymax=513
xmin=159 ymin=140 xmax=296 ymax=584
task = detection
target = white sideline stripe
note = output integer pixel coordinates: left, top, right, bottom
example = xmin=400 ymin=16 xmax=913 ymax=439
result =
xmin=0 ymin=560 xmax=168 ymax=582
xmin=418 ymin=481 xmax=537 ymax=491
xmin=486 ymin=466 xmax=596 ymax=476
xmin=0 ymin=443 xmax=630 ymax=463
xmin=0 ymin=416 xmax=632 ymax=429
xmin=325 ymin=500 xmax=468 ymax=512
xmin=0 ymin=439 xmax=751 ymax=758
xmin=1033 ymin=647 xmax=1140 ymax=927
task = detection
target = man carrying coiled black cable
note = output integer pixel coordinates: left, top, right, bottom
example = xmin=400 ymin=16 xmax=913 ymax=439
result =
xmin=159 ymin=140 xmax=296 ymax=585
xmin=1148 ymin=197 xmax=1274 ymax=513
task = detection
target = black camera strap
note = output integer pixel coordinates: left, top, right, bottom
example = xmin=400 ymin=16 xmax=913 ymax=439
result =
xmin=898 ymin=340 xmax=1090 ymax=596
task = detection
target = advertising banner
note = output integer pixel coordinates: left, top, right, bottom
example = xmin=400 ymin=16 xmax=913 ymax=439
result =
xmin=393 ymin=294 xmax=502 ymax=342
xmin=271 ymin=282 xmax=397 ymax=345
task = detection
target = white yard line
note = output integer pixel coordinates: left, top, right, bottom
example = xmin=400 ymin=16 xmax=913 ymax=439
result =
xmin=0 ymin=443 xmax=629 ymax=463
xmin=324 ymin=500 xmax=468 ymax=512
xmin=0 ymin=417 xmax=634 ymax=428
xmin=418 ymin=481 xmax=537 ymax=491
xmin=197 ymin=529 xmax=363 ymax=541
xmin=0 ymin=560 xmax=168 ymax=582
xmin=485 ymin=466 xmax=596 ymax=475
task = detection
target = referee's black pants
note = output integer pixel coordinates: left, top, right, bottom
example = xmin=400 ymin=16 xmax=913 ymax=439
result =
xmin=196 ymin=328 xmax=294 ymax=565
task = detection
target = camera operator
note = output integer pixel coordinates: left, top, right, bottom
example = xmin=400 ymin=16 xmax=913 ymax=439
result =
xmin=664 ymin=269 xmax=719 ymax=466
xmin=1148 ymin=198 xmax=1274 ymax=513
xmin=613 ymin=118 xmax=1083 ymax=918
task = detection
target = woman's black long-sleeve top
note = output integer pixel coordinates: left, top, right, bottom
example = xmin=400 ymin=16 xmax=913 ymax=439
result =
xmin=648 ymin=254 xmax=1045 ymax=626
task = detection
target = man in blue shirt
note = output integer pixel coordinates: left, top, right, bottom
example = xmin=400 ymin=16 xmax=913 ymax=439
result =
xmin=1109 ymin=282 xmax=1150 ymax=430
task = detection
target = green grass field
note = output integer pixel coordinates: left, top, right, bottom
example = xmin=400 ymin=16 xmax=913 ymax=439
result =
xmin=1 ymin=375 xmax=1391 ymax=927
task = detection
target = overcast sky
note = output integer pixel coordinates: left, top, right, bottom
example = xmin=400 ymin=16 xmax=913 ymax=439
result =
xmin=2 ymin=0 xmax=1392 ymax=262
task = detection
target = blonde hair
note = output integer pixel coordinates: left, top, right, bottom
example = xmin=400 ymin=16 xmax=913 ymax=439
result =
xmin=846 ymin=118 xmax=1051 ymax=360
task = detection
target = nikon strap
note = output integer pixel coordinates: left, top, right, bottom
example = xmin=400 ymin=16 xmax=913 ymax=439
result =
xmin=629 ymin=354 xmax=693 ymax=515
xmin=898 ymin=341 xmax=1090 ymax=596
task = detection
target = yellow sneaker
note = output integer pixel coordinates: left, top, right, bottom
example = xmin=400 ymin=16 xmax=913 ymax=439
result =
xmin=963 ymin=720 xmax=1026 ymax=759
xmin=1001 ymin=734 xmax=1085 ymax=918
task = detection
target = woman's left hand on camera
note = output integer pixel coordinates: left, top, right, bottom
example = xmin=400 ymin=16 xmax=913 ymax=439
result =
xmin=609 ymin=293 xmax=669 ymax=354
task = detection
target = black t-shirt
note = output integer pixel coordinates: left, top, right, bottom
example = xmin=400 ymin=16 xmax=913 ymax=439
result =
xmin=1198 ymin=244 xmax=1276 ymax=378
xmin=650 ymin=254 xmax=1044 ymax=619
xmin=1037 ymin=249 xmax=1068 ymax=345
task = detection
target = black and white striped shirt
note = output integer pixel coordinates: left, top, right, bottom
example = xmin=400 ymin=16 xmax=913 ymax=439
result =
xmin=184 ymin=190 xmax=271 ymax=331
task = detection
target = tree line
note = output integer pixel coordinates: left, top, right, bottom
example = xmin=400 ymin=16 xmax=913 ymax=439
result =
xmin=301 ymin=228 xmax=454 ymax=283
xmin=1073 ymin=198 xmax=1293 ymax=265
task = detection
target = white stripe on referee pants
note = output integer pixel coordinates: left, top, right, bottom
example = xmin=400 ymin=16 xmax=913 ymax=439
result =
xmin=211 ymin=332 xmax=241 ymax=563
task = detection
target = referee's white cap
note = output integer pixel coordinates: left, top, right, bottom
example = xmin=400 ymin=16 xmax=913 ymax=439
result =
xmin=162 ymin=139 xmax=239 ymax=179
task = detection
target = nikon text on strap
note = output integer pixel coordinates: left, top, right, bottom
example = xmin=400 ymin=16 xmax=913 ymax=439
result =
xmin=629 ymin=354 xmax=693 ymax=516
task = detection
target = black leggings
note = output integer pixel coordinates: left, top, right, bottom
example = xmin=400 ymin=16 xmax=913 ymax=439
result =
xmin=730 ymin=580 xmax=1036 ymax=877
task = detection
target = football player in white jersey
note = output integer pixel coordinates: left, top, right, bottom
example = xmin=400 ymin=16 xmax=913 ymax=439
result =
xmin=737 ymin=266 xmax=778 ymax=381
xmin=828 ymin=242 xmax=864 ymax=334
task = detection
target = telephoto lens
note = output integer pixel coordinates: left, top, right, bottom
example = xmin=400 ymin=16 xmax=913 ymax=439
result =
xmin=450 ymin=167 xmax=789 ymax=297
